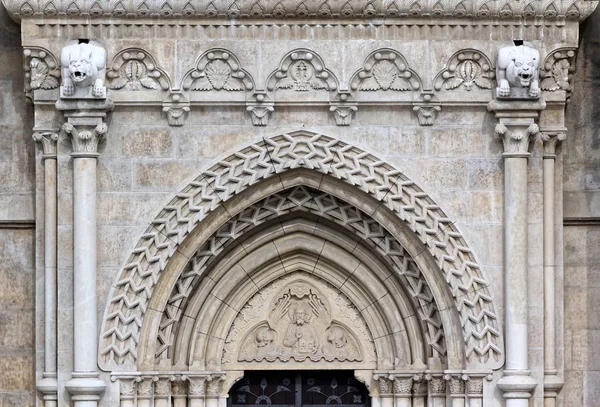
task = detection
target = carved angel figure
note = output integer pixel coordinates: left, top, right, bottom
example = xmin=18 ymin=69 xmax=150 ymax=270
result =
xmin=496 ymin=42 xmax=540 ymax=98
xmin=60 ymin=40 xmax=107 ymax=99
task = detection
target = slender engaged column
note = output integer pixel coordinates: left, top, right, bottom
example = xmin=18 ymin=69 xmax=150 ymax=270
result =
xmin=155 ymin=377 xmax=172 ymax=407
xmin=541 ymin=130 xmax=566 ymax=407
xmin=172 ymin=378 xmax=188 ymax=407
xmin=488 ymin=99 xmax=545 ymax=407
xmin=188 ymin=376 xmax=207 ymax=407
xmin=33 ymin=130 xmax=59 ymax=407
xmin=118 ymin=378 xmax=136 ymax=407
xmin=206 ymin=376 xmax=224 ymax=407
xmin=392 ymin=376 xmax=412 ymax=407
xmin=137 ymin=377 xmax=155 ymax=407
xmin=427 ymin=375 xmax=446 ymax=407
xmin=411 ymin=376 xmax=426 ymax=407
xmin=446 ymin=375 xmax=466 ymax=407
xmin=466 ymin=377 xmax=484 ymax=407
xmin=375 ymin=376 xmax=394 ymax=407
xmin=59 ymin=98 xmax=113 ymax=407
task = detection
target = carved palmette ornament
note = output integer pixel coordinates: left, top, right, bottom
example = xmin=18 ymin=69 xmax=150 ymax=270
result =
xmin=23 ymin=47 xmax=60 ymax=97
xmin=267 ymin=49 xmax=338 ymax=93
xmin=351 ymin=50 xmax=421 ymax=92
xmin=182 ymin=49 xmax=253 ymax=91
xmin=107 ymin=49 xmax=170 ymax=91
xmin=541 ymin=48 xmax=576 ymax=92
xmin=466 ymin=377 xmax=484 ymax=395
xmin=433 ymin=49 xmax=494 ymax=91
xmin=429 ymin=377 xmax=446 ymax=396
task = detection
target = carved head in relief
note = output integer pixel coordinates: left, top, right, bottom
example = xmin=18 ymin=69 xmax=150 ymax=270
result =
xmin=69 ymin=48 xmax=95 ymax=84
xmin=288 ymin=302 xmax=312 ymax=325
xmin=60 ymin=40 xmax=107 ymax=98
xmin=496 ymin=41 xmax=540 ymax=99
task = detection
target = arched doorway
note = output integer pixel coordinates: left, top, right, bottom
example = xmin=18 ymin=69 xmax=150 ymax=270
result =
xmin=229 ymin=371 xmax=370 ymax=407
xmin=101 ymin=131 xmax=501 ymax=406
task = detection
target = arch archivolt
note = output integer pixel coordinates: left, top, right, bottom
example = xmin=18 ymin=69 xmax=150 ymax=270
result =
xmin=100 ymin=130 xmax=503 ymax=374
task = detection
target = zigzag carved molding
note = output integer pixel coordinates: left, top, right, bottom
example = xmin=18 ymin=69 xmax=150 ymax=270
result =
xmin=99 ymin=131 xmax=503 ymax=371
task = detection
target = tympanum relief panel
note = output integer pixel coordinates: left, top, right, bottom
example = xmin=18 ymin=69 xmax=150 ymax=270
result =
xmin=222 ymin=275 xmax=376 ymax=370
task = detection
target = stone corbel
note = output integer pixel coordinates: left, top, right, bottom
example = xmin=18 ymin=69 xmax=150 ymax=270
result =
xmin=412 ymin=92 xmax=441 ymax=126
xmin=330 ymin=91 xmax=357 ymax=126
xmin=247 ymin=92 xmax=274 ymax=126
xmin=162 ymin=92 xmax=190 ymax=126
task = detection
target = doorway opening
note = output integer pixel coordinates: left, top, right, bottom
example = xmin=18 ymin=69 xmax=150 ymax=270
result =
xmin=228 ymin=371 xmax=370 ymax=407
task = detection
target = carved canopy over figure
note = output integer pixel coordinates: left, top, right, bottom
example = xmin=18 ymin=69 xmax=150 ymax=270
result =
xmin=496 ymin=42 xmax=540 ymax=99
xmin=60 ymin=40 xmax=107 ymax=99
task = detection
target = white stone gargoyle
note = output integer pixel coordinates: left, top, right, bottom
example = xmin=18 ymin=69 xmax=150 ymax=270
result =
xmin=60 ymin=40 xmax=107 ymax=99
xmin=496 ymin=42 xmax=540 ymax=99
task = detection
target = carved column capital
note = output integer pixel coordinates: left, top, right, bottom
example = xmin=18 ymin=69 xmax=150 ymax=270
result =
xmin=465 ymin=377 xmax=484 ymax=397
xmin=32 ymin=130 xmax=59 ymax=159
xmin=56 ymin=99 xmax=113 ymax=157
xmin=444 ymin=374 xmax=466 ymax=396
xmin=118 ymin=378 xmax=136 ymax=401
xmin=374 ymin=375 xmax=393 ymax=396
xmin=494 ymin=122 xmax=539 ymax=157
xmin=206 ymin=375 xmax=224 ymax=398
xmin=427 ymin=375 xmax=446 ymax=396
xmin=163 ymin=92 xmax=190 ymax=126
xmin=329 ymin=103 xmax=357 ymax=126
xmin=186 ymin=376 xmax=207 ymax=398
xmin=540 ymin=129 xmax=566 ymax=157
xmin=155 ymin=377 xmax=171 ymax=398
xmin=413 ymin=92 xmax=441 ymax=126
xmin=411 ymin=376 xmax=427 ymax=397
xmin=392 ymin=376 xmax=413 ymax=397
xmin=136 ymin=377 xmax=156 ymax=400
xmin=171 ymin=378 xmax=188 ymax=400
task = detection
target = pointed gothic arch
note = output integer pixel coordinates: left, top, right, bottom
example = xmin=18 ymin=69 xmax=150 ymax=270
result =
xmin=99 ymin=130 xmax=504 ymax=376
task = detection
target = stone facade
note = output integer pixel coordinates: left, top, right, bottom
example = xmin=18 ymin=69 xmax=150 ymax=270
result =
xmin=0 ymin=1 xmax=599 ymax=406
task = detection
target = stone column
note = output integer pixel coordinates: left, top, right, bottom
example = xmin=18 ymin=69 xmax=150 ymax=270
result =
xmin=118 ymin=378 xmax=136 ymax=407
xmin=392 ymin=376 xmax=412 ymax=407
xmin=33 ymin=130 xmax=59 ymax=407
xmin=375 ymin=376 xmax=394 ymax=407
xmin=540 ymin=129 xmax=566 ymax=407
xmin=411 ymin=376 xmax=426 ymax=407
xmin=136 ymin=377 xmax=155 ymax=407
xmin=466 ymin=377 xmax=484 ymax=407
xmin=206 ymin=376 xmax=224 ymax=407
xmin=445 ymin=374 xmax=466 ymax=407
xmin=426 ymin=375 xmax=446 ymax=407
xmin=154 ymin=377 xmax=172 ymax=407
xmin=187 ymin=376 xmax=207 ymax=407
xmin=488 ymin=99 xmax=545 ymax=407
xmin=172 ymin=378 xmax=188 ymax=407
xmin=59 ymin=99 xmax=113 ymax=407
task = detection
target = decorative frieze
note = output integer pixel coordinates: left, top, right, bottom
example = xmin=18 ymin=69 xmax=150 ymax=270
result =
xmin=267 ymin=49 xmax=338 ymax=94
xmin=5 ymin=0 xmax=596 ymax=21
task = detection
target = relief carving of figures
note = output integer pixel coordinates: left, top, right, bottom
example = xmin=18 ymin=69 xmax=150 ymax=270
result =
xmin=266 ymin=49 xmax=338 ymax=94
xmin=182 ymin=49 xmax=254 ymax=92
xmin=60 ymin=40 xmax=107 ymax=99
xmin=433 ymin=49 xmax=494 ymax=91
xmin=107 ymin=49 xmax=170 ymax=91
xmin=226 ymin=277 xmax=370 ymax=365
xmin=350 ymin=49 xmax=421 ymax=93
xmin=496 ymin=41 xmax=540 ymax=99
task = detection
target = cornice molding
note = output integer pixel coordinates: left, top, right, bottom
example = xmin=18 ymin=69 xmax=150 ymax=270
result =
xmin=3 ymin=0 xmax=598 ymax=23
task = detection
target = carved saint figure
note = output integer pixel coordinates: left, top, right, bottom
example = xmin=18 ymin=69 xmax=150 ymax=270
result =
xmin=60 ymin=40 xmax=107 ymax=99
xmin=496 ymin=42 xmax=540 ymax=99
xmin=282 ymin=302 xmax=318 ymax=355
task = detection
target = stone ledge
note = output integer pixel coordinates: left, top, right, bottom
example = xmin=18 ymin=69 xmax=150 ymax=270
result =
xmin=3 ymin=0 xmax=598 ymax=23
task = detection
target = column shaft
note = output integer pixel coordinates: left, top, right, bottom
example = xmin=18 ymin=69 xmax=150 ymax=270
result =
xmin=504 ymin=156 xmax=530 ymax=371
xmin=543 ymin=156 xmax=556 ymax=373
xmin=73 ymin=157 xmax=99 ymax=372
xmin=44 ymin=157 xmax=57 ymax=375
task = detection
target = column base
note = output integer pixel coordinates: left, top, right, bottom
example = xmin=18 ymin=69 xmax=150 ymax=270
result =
xmin=497 ymin=370 xmax=537 ymax=400
xmin=65 ymin=372 xmax=106 ymax=404
xmin=543 ymin=374 xmax=564 ymax=398
xmin=37 ymin=373 xmax=58 ymax=404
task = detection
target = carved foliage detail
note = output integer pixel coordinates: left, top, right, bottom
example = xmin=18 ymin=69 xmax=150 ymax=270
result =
xmin=267 ymin=50 xmax=338 ymax=93
xmin=434 ymin=49 xmax=494 ymax=91
xmin=23 ymin=47 xmax=60 ymax=96
xmin=541 ymin=48 xmax=576 ymax=92
xmin=351 ymin=50 xmax=420 ymax=92
xmin=183 ymin=49 xmax=253 ymax=91
xmin=107 ymin=49 xmax=170 ymax=91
